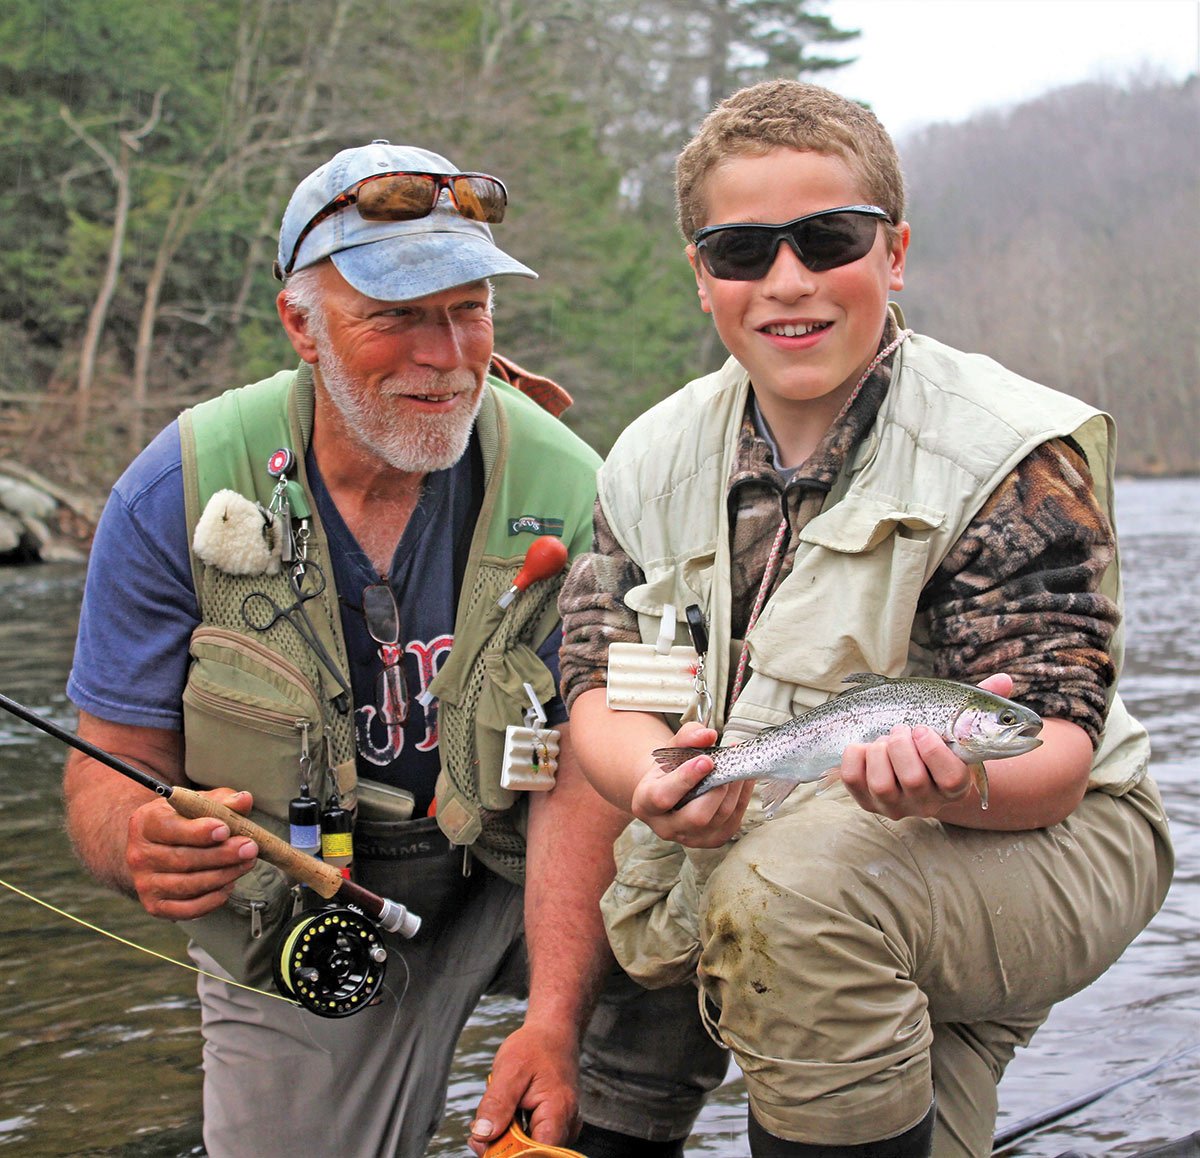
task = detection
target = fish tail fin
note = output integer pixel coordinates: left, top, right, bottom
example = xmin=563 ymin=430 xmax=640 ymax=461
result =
xmin=759 ymin=777 xmax=803 ymax=819
xmin=651 ymin=746 xmax=710 ymax=774
xmin=969 ymin=762 xmax=989 ymax=810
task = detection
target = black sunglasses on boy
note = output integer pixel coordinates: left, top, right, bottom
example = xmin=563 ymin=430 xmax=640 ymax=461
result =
xmin=693 ymin=204 xmax=892 ymax=282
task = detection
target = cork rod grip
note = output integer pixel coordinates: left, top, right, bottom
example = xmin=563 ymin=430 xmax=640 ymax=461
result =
xmin=167 ymin=785 xmax=344 ymax=899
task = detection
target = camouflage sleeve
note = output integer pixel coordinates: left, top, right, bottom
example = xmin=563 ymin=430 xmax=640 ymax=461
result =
xmin=558 ymin=499 xmax=646 ymax=710
xmin=919 ymin=438 xmax=1120 ymax=746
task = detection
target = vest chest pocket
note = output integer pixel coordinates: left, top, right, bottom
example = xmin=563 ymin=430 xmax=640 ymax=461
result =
xmin=474 ymin=643 xmax=557 ymax=811
xmin=182 ymin=626 xmax=327 ymax=826
xmin=623 ymin=552 xmax=716 ymax=646
xmin=750 ymin=500 xmax=943 ymax=686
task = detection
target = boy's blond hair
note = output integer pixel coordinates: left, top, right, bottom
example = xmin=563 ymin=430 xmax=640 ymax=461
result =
xmin=675 ymin=79 xmax=906 ymax=243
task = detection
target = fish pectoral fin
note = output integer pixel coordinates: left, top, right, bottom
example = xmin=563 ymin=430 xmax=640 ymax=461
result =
xmin=814 ymin=766 xmax=842 ymax=797
xmin=652 ymin=746 xmax=709 ymax=774
xmin=969 ymin=762 xmax=989 ymax=811
xmin=758 ymin=777 xmax=803 ymax=819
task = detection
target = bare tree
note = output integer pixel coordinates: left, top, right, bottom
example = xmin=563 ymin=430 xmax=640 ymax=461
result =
xmin=61 ymin=91 xmax=165 ymax=442
xmin=127 ymin=0 xmax=362 ymax=451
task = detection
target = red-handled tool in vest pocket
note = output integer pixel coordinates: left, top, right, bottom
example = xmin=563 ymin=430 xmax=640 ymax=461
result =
xmin=496 ymin=536 xmax=569 ymax=609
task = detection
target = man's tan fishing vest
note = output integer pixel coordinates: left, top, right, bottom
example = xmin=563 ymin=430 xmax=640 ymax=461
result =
xmin=600 ymin=314 xmax=1149 ymax=793
xmin=175 ymin=365 xmax=599 ymax=982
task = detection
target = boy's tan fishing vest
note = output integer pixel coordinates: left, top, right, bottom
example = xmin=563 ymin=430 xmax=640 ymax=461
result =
xmin=599 ymin=313 xmax=1149 ymax=793
xmin=597 ymin=314 xmax=1151 ymax=988
xmin=175 ymin=365 xmax=599 ymax=982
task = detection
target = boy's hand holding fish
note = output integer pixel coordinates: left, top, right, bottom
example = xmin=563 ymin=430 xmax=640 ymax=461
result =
xmin=631 ymin=719 xmax=756 ymax=848
xmin=635 ymin=673 xmax=1083 ymax=845
xmin=839 ymin=673 xmax=1015 ymax=821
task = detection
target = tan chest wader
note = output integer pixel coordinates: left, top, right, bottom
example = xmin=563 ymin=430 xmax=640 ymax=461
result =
xmin=176 ymin=365 xmax=599 ymax=985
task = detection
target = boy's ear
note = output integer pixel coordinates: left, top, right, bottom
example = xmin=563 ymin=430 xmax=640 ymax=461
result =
xmin=888 ymin=222 xmax=911 ymax=293
xmin=686 ymin=245 xmax=714 ymax=314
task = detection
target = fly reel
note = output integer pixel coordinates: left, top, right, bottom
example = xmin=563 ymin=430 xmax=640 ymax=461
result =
xmin=272 ymin=906 xmax=388 ymax=1017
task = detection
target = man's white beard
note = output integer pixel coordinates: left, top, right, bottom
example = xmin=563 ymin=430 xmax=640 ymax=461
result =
xmin=311 ymin=321 xmax=484 ymax=474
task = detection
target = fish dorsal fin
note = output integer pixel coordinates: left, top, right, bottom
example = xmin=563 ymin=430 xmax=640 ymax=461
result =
xmin=841 ymin=672 xmax=890 ymax=692
xmin=758 ymin=777 xmax=802 ymax=819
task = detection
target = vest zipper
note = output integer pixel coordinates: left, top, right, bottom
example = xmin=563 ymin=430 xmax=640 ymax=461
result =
xmin=184 ymin=681 xmax=317 ymax=734
xmin=189 ymin=626 xmax=325 ymax=710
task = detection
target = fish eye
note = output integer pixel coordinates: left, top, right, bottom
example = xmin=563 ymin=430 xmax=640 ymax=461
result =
xmin=999 ymin=709 xmax=1018 ymax=725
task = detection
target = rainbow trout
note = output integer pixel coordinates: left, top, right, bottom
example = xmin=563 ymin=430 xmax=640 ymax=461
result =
xmin=661 ymin=673 xmax=1044 ymax=817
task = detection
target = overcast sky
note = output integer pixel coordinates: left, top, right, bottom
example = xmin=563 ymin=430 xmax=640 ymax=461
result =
xmin=818 ymin=0 xmax=1199 ymax=137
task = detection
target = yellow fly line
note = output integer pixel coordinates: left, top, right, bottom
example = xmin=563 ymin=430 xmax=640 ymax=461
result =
xmin=0 ymin=874 xmax=299 ymax=1007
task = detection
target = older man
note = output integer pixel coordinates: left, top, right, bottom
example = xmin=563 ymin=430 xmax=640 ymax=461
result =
xmin=63 ymin=141 xmax=726 ymax=1158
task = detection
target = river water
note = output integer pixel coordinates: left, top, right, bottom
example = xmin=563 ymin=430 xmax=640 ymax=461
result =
xmin=0 ymin=477 xmax=1196 ymax=1157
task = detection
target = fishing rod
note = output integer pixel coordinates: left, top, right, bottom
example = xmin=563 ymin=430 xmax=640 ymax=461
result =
xmin=992 ymin=1041 xmax=1200 ymax=1151
xmin=0 ymin=689 xmax=421 ymax=1018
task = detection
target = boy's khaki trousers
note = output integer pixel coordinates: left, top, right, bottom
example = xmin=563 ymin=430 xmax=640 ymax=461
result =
xmin=698 ymin=777 xmax=1172 ymax=1154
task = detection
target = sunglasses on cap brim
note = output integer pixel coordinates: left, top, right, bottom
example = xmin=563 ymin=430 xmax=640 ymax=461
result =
xmin=692 ymin=205 xmax=892 ymax=281
xmin=277 ymin=170 xmax=509 ymax=280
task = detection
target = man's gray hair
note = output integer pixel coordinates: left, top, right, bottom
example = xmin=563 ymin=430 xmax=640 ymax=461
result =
xmin=281 ymin=266 xmax=325 ymax=324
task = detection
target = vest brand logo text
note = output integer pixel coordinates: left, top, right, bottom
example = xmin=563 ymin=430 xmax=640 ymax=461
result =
xmin=508 ymin=515 xmax=564 ymax=537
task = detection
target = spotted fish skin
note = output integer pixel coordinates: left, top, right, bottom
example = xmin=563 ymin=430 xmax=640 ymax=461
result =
xmin=660 ymin=673 xmax=1044 ymax=817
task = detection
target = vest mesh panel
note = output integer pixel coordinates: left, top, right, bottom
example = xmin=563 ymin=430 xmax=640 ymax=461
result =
xmin=436 ymin=559 xmax=563 ymax=883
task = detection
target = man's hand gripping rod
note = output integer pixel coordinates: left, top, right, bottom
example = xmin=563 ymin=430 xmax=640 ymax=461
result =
xmin=0 ymin=691 xmax=420 ymax=938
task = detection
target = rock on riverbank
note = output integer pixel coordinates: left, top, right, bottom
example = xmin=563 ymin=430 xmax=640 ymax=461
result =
xmin=0 ymin=461 xmax=98 ymax=564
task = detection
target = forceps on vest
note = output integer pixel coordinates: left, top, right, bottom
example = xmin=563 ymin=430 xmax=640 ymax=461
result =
xmin=241 ymin=561 xmax=352 ymax=713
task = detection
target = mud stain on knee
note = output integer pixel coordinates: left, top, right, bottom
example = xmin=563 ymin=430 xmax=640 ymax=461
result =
xmin=706 ymin=873 xmax=777 ymax=995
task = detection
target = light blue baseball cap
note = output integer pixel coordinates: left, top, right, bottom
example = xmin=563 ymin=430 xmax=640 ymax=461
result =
xmin=276 ymin=140 xmax=536 ymax=300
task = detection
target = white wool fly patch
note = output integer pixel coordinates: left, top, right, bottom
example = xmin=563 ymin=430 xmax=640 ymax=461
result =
xmin=193 ymin=489 xmax=283 ymax=576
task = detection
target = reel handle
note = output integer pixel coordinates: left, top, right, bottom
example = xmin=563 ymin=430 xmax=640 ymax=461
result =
xmin=168 ymin=785 xmax=344 ymax=899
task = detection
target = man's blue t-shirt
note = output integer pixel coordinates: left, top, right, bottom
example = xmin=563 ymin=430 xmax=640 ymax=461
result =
xmin=67 ymin=420 xmax=564 ymax=816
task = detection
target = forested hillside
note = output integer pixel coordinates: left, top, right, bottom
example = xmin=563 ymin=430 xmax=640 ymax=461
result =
xmin=1 ymin=0 xmax=1195 ymax=486
xmin=898 ymin=76 xmax=1199 ymax=476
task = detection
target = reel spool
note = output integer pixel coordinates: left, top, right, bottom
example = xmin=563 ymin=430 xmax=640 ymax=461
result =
xmin=273 ymin=906 xmax=388 ymax=1017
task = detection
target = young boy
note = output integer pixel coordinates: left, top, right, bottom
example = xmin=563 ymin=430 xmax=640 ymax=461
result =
xmin=558 ymin=81 xmax=1173 ymax=1157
